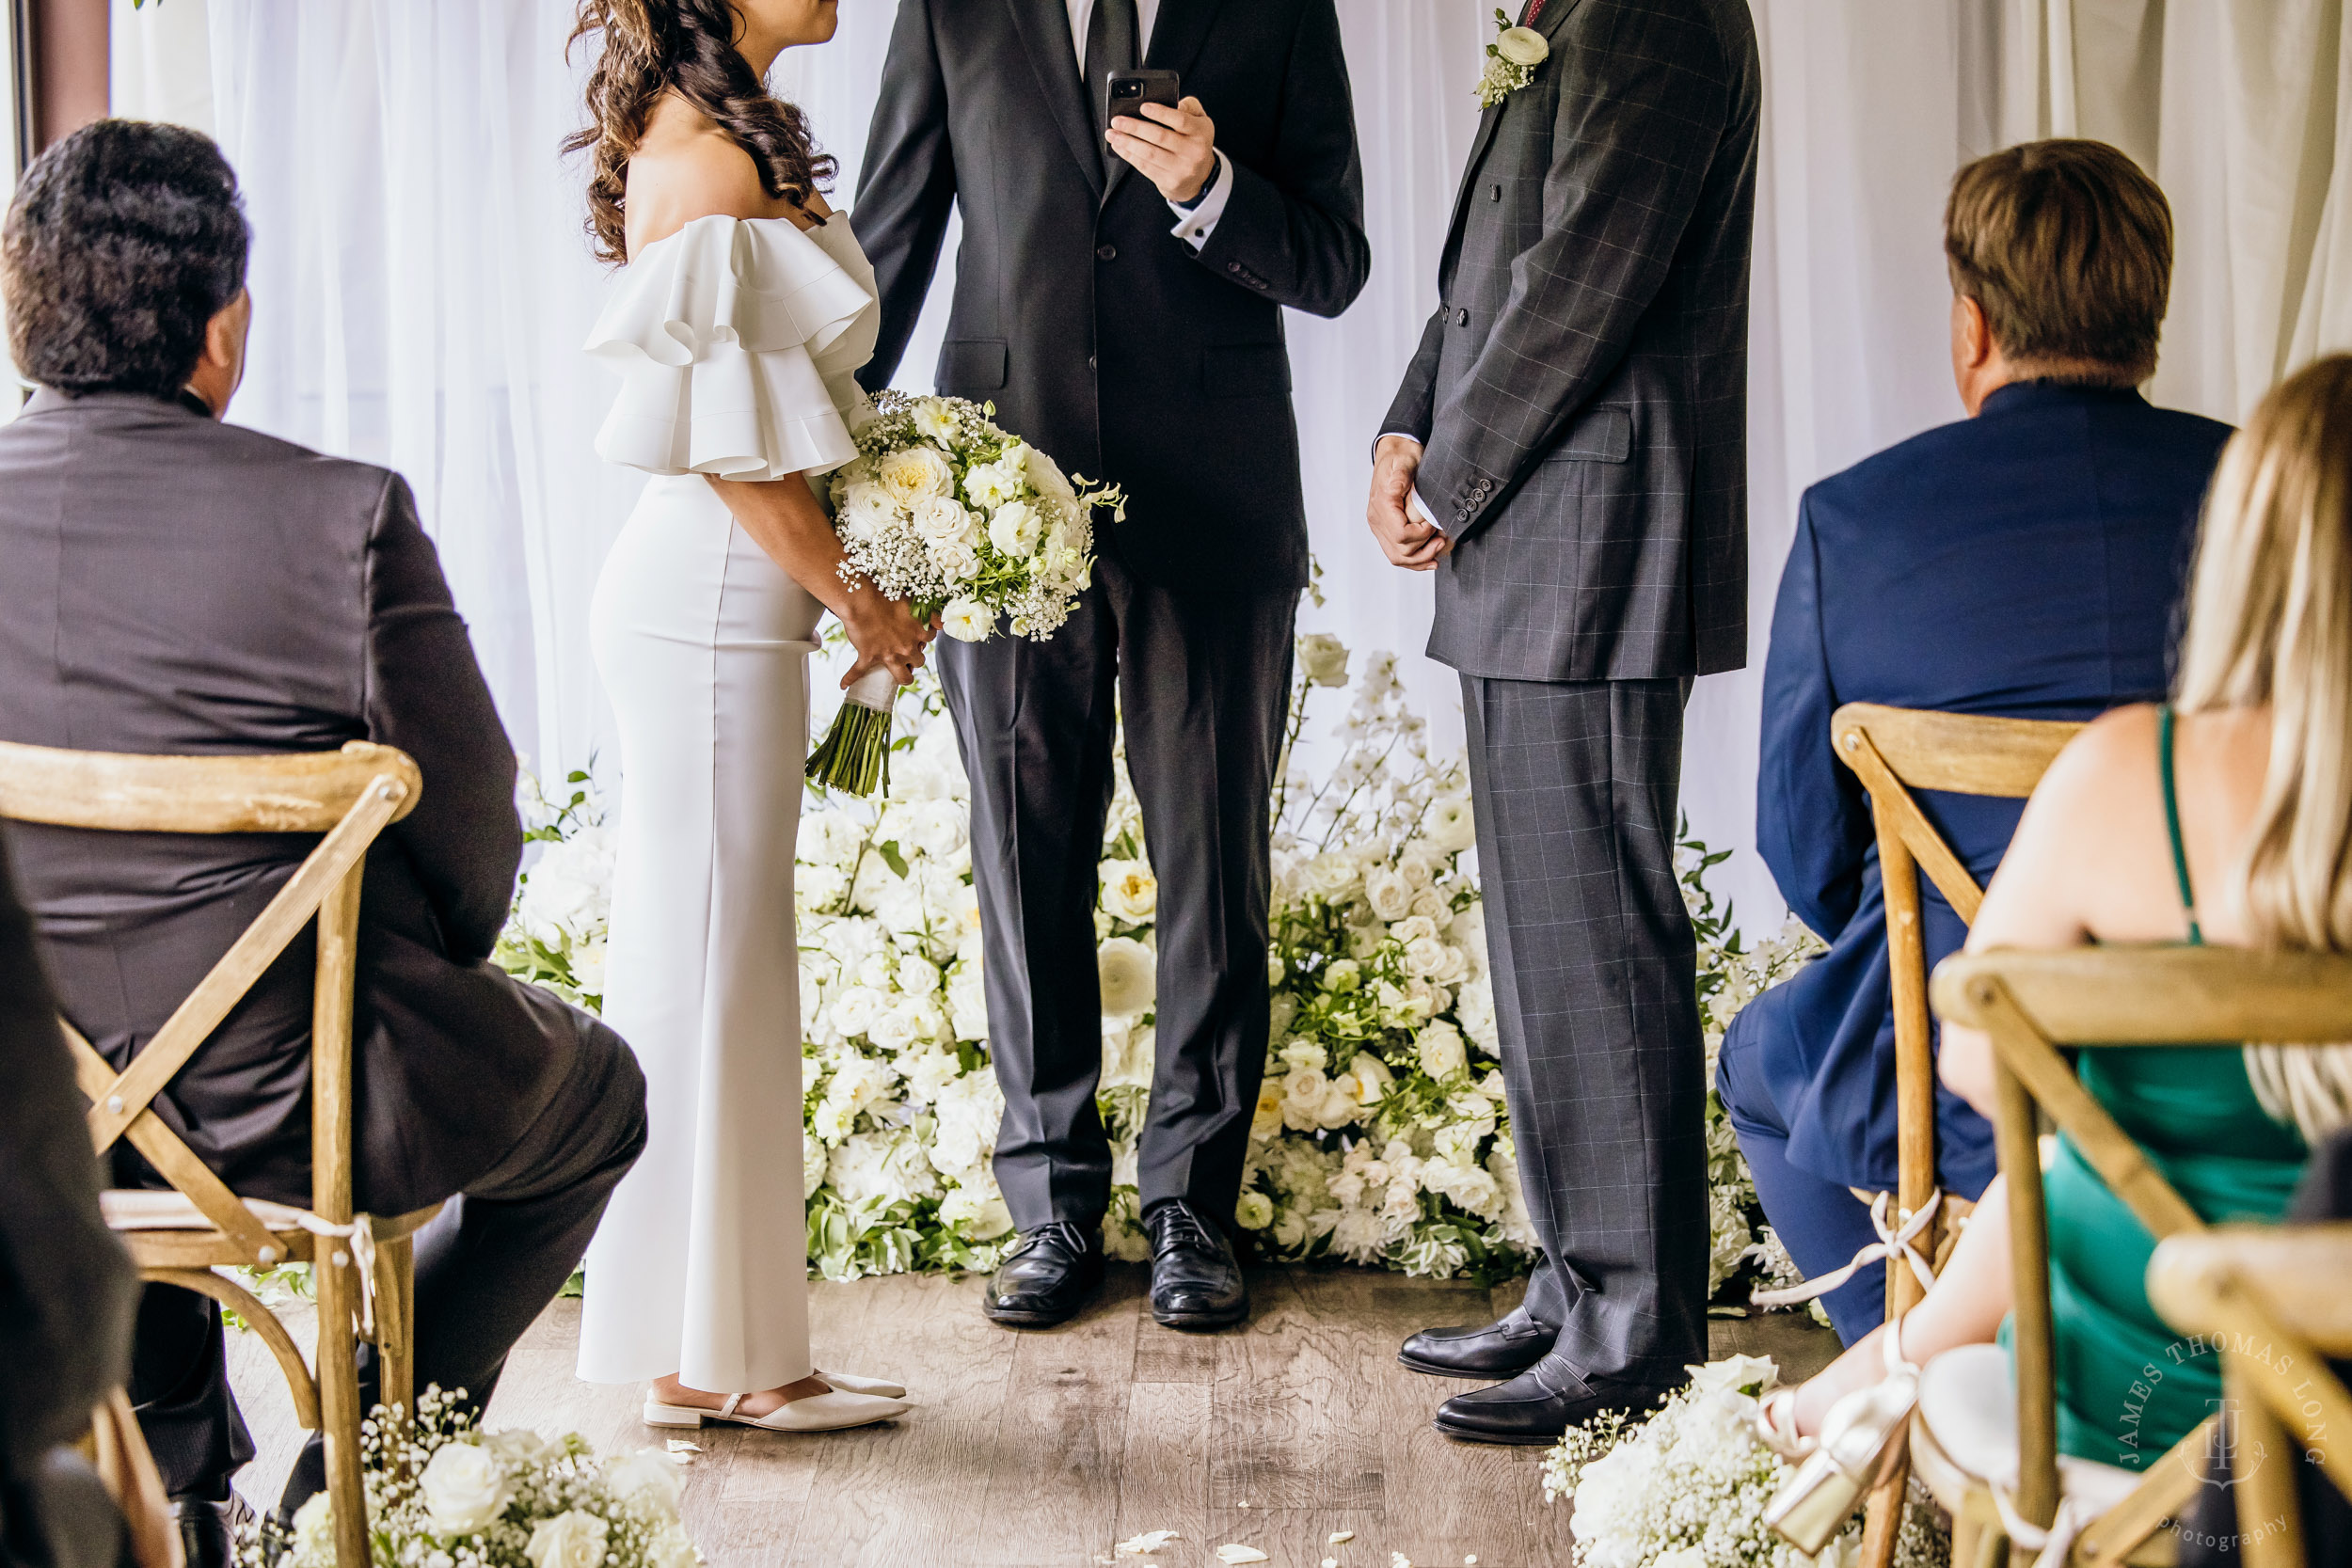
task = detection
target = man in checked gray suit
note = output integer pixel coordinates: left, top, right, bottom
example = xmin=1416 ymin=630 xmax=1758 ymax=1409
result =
xmin=1367 ymin=0 xmax=1759 ymax=1444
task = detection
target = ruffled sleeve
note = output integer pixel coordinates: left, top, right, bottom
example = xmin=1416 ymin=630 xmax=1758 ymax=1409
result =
xmin=584 ymin=214 xmax=877 ymax=481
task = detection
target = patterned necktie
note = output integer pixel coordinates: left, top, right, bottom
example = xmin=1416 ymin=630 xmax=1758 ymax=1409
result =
xmin=1087 ymin=0 xmax=1141 ymax=181
xmin=1520 ymin=0 xmax=1548 ymax=24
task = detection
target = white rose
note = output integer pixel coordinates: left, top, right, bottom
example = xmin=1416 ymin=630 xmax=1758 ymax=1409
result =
xmin=795 ymin=863 xmax=849 ymax=916
xmin=1416 ymin=1021 xmax=1469 ymax=1080
xmin=1234 ymin=1189 xmax=1275 ymax=1229
xmin=1688 ymin=1353 xmax=1781 ymax=1399
xmin=868 ymin=1004 xmax=924 ymax=1053
xmin=1296 ymin=631 xmax=1350 ymax=688
xmin=605 ymin=1449 xmax=685 ymax=1522
xmin=1402 ymin=934 xmax=1454 ymax=980
xmin=1362 ymin=866 xmax=1413 ymax=922
xmin=291 ymin=1494 xmax=335 ymax=1560
xmin=1314 ymin=1078 xmax=1361 ymax=1129
xmin=911 ymin=493 xmax=976 ymax=545
xmin=1304 ymin=851 xmax=1359 ymax=900
xmin=1425 ymin=795 xmax=1476 ymax=852
xmin=830 ymin=985 xmax=883 ymax=1039
xmin=419 ymin=1440 xmax=513 ymax=1536
xmin=1099 ymin=858 xmax=1158 ymax=924
xmin=1278 ymin=1037 xmax=1326 ymax=1074
xmin=1390 ymin=913 xmax=1439 ymax=947
xmin=1494 ymin=24 xmax=1549 ymax=67
xmin=987 ymin=499 xmax=1043 ymax=558
xmin=524 ymin=1509 xmax=611 ymax=1568
xmin=1281 ymin=1066 xmax=1328 ymax=1131
xmin=876 ymin=444 xmax=955 ymax=505
xmin=941 ymin=598 xmax=995 ymax=642
xmin=1098 ymin=936 xmax=1157 ymax=1016
xmin=835 ymin=481 xmax=898 ymax=542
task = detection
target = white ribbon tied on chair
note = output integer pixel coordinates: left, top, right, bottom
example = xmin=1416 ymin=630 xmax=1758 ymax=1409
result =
xmin=1991 ymin=1481 xmax=2093 ymax=1568
xmin=101 ymin=1191 xmax=380 ymax=1338
xmin=1751 ymin=1189 xmax=1943 ymax=1308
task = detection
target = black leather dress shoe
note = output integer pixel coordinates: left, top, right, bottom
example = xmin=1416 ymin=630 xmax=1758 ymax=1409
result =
xmin=175 ymin=1496 xmax=245 ymax=1568
xmin=982 ymin=1220 xmax=1104 ymax=1326
xmin=1398 ymin=1304 xmax=1558 ymax=1379
xmin=1432 ymin=1358 xmax=1677 ymax=1446
xmin=1145 ymin=1200 xmax=1248 ymax=1330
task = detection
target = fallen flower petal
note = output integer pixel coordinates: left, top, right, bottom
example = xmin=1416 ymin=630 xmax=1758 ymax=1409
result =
xmin=1115 ymin=1530 xmax=1181 ymax=1555
xmin=1216 ymin=1548 xmax=1271 ymax=1566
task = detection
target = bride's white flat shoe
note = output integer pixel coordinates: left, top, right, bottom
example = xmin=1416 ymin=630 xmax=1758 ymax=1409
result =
xmin=814 ymin=1368 xmax=906 ymax=1400
xmin=643 ymin=1386 xmax=911 ymax=1433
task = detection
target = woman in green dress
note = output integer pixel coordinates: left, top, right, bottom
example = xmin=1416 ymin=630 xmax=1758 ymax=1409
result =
xmin=1766 ymin=353 xmax=2352 ymax=1470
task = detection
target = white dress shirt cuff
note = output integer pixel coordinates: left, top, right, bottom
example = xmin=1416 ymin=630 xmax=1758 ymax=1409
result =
xmin=1168 ymin=150 xmax=1234 ymax=250
xmin=1375 ymin=431 xmax=1440 ymax=529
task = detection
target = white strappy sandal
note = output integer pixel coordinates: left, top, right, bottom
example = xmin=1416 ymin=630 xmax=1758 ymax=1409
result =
xmin=644 ymin=1379 xmax=911 ymax=1433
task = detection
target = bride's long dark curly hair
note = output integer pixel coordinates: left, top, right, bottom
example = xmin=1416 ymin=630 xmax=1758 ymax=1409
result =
xmin=564 ymin=0 xmax=835 ymax=264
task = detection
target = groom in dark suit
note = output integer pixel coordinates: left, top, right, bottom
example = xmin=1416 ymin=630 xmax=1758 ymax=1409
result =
xmin=854 ymin=0 xmax=1366 ymax=1330
xmin=1367 ymin=0 xmax=1759 ymax=1441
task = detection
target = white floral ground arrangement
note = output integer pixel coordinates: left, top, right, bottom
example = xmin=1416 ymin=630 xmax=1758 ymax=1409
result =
xmin=1541 ymin=1356 xmax=1947 ymax=1568
xmin=497 ymin=633 xmax=1820 ymax=1297
xmin=246 ymin=1387 xmax=698 ymax=1568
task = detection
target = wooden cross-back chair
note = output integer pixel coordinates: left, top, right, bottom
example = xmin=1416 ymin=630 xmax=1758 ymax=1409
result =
xmin=1921 ymin=945 xmax=2352 ymax=1568
xmin=2148 ymin=1223 xmax=2352 ymax=1568
xmin=0 ymin=739 xmax=435 ymax=1568
xmin=1828 ymin=703 xmax=2084 ymax=1565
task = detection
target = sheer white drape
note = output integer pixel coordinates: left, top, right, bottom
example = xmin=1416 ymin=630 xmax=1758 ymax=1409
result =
xmin=168 ymin=0 xmax=2352 ymax=931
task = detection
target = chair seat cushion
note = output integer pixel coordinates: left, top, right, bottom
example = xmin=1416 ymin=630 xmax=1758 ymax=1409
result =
xmin=1916 ymin=1343 xmax=2144 ymax=1514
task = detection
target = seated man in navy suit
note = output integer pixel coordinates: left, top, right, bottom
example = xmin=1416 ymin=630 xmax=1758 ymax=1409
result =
xmin=1717 ymin=139 xmax=2233 ymax=1344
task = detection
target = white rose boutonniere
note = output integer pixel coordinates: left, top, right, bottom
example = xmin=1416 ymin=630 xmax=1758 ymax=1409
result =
xmin=1475 ymin=10 xmax=1549 ymax=108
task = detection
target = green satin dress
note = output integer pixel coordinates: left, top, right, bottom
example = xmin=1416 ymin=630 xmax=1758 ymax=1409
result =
xmin=2013 ymin=707 xmax=2309 ymax=1470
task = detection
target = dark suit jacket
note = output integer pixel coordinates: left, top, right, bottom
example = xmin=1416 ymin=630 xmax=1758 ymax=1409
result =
xmin=1382 ymin=0 xmax=1759 ymax=681
xmin=1733 ymin=381 xmax=2233 ymax=1195
xmin=0 ymin=389 xmax=595 ymax=1218
xmin=0 ymin=831 xmax=135 ymax=1505
xmin=851 ymin=0 xmax=1368 ymax=594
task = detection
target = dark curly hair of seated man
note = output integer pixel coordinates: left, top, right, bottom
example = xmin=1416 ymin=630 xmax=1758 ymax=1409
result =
xmin=1 ymin=119 xmax=248 ymax=400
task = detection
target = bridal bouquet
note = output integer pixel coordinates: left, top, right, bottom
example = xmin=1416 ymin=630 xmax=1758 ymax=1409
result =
xmin=811 ymin=392 xmax=1120 ymax=796
xmin=1542 ymin=1356 xmax=1947 ymax=1568
xmin=248 ymin=1386 xmax=701 ymax=1568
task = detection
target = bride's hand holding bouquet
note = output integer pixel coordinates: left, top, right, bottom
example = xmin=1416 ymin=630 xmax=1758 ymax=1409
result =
xmin=808 ymin=391 xmax=1121 ymax=795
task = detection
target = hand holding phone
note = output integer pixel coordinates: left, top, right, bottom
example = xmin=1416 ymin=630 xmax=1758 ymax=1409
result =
xmin=1103 ymin=77 xmax=1218 ymax=206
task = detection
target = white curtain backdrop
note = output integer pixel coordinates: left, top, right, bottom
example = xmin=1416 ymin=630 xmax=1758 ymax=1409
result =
xmin=103 ymin=0 xmax=2352 ymax=933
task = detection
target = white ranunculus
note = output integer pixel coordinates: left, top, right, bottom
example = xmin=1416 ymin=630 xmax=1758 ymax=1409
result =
xmin=524 ymin=1509 xmax=610 ymax=1568
xmin=1234 ymin=1189 xmax=1275 ymax=1228
xmin=1416 ymin=1020 xmax=1469 ymax=1080
xmin=836 ymin=481 xmax=898 ymax=542
xmin=1098 ymin=936 xmax=1156 ymax=1016
xmin=876 ymin=444 xmax=955 ymax=505
xmin=419 ymin=1441 xmax=514 ymax=1537
xmin=605 ymin=1449 xmax=685 ymax=1522
xmin=1297 ymin=631 xmax=1350 ymax=688
xmin=1425 ymin=795 xmax=1477 ymax=852
xmin=911 ymin=493 xmax=976 ymax=545
xmin=1362 ymin=866 xmax=1413 ymax=922
xmin=1495 ymin=24 xmax=1549 ymax=66
xmin=941 ymin=598 xmax=995 ymax=642
xmin=291 ymin=1494 xmax=334 ymax=1560
xmin=1098 ymin=858 xmax=1157 ymax=923
xmin=987 ymin=499 xmax=1043 ymax=558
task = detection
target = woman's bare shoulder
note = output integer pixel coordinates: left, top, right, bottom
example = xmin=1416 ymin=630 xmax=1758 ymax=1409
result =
xmin=625 ymin=101 xmax=777 ymax=254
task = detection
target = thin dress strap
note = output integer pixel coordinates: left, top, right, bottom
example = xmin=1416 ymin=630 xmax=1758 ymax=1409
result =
xmin=2158 ymin=705 xmax=2204 ymax=946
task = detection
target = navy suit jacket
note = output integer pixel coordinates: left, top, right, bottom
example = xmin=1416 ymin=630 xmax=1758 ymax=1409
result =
xmin=1735 ymin=381 xmax=2232 ymax=1195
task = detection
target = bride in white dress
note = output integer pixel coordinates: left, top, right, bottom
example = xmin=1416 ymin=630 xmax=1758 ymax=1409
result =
xmin=567 ymin=0 xmax=931 ymax=1433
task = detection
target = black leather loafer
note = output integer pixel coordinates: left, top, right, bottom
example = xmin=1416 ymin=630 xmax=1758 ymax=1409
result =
xmin=1432 ymin=1358 xmax=1677 ymax=1446
xmin=176 ymin=1497 xmax=244 ymax=1568
xmin=982 ymin=1220 xmax=1104 ymax=1326
xmin=1145 ymin=1200 xmax=1248 ymax=1330
xmin=1398 ymin=1304 xmax=1558 ymax=1379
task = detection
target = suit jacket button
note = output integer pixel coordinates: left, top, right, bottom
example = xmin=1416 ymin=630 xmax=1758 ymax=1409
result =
xmin=1228 ymin=260 xmax=1243 ymax=273
xmin=1454 ymin=308 xmax=1470 ymax=326
xmin=1489 ymin=182 xmax=1502 ymax=201
xmin=1097 ymin=243 xmax=1118 ymax=261
xmin=1088 ymin=355 xmax=1097 ymax=371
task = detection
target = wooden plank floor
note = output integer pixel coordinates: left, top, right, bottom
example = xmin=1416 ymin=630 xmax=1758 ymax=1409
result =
xmin=228 ymin=1266 xmax=1838 ymax=1568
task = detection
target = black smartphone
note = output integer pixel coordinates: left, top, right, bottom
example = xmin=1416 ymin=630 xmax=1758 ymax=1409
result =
xmin=1105 ymin=69 xmax=1183 ymax=135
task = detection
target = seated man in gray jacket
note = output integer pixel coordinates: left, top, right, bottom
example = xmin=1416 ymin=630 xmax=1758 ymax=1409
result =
xmin=0 ymin=121 xmax=646 ymax=1565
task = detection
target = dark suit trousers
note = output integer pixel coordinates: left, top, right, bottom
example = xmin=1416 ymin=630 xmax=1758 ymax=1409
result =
xmin=1462 ymin=674 xmax=1708 ymax=1383
xmin=133 ymin=1018 xmax=646 ymax=1508
xmin=940 ymin=553 xmax=1296 ymax=1233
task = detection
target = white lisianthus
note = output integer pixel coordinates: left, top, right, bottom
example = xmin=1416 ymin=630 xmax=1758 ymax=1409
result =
xmin=912 ymin=397 xmax=959 ymax=446
xmin=1321 ymin=958 xmax=1362 ymax=993
xmin=1425 ymin=795 xmax=1477 ymax=852
xmin=1416 ymin=1020 xmax=1469 ymax=1080
xmin=419 ymin=1441 xmax=513 ymax=1536
xmin=987 ymin=499 xmax=1043 ymax=558
xmin=1251 ymin=1083 xmax=1285 ymax=1141
xmin=1234 ymin=1189 xmax=1276 ymax=1228
xmin=1495 ymin=24 xmax=1549 ymax=65
xmin=605 ymin=1449 xmax=685 ymax=1521
xmin=1098 ymin=936 xmax=1157 ymax=1016
xmin=941 ymin=598 xmax=994 ymax=642
xmin=961 ymin=457 xmax=1024 ymax=511
xmin=876 ymin=444 xmax=956 ymax=505
xmin=524 ymin=1509 xmax=610 ymax=1568
xmin=1297 ymin=631 xmax=1351 ymax=688
xmin=1099 ymin=858 xmax=1158 ymax=923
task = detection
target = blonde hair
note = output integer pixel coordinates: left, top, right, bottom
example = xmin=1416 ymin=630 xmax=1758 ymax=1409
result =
xmin=2175 ymin=354 xmax=2352 ymax=1141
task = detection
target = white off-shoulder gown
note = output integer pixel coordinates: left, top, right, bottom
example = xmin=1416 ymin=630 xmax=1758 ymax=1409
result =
xmin=578 ymin=213 xmax=878 ymax=1392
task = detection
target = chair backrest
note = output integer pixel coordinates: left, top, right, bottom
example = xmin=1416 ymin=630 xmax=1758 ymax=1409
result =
xmin=1932 ymin=945 xmax=2352 ymax=1544
xmin=0 ymin=739 xmax=421 ymax=1259
xmin=1831 ymin=703 xmax=2084 ymax=1320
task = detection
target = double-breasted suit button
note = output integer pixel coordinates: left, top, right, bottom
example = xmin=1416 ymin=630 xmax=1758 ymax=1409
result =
xmin=1228 ymin=260 xmax=1243 ymax=273
xmin=1096 ymin=243 xmax=1118 ymax=261
xmin=1454 ymin=307 xmax=1470 ymax=325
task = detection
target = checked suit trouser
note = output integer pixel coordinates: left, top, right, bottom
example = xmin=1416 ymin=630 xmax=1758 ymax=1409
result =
xmin=1463 ymin=673 xmax=1708 ymax=1385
